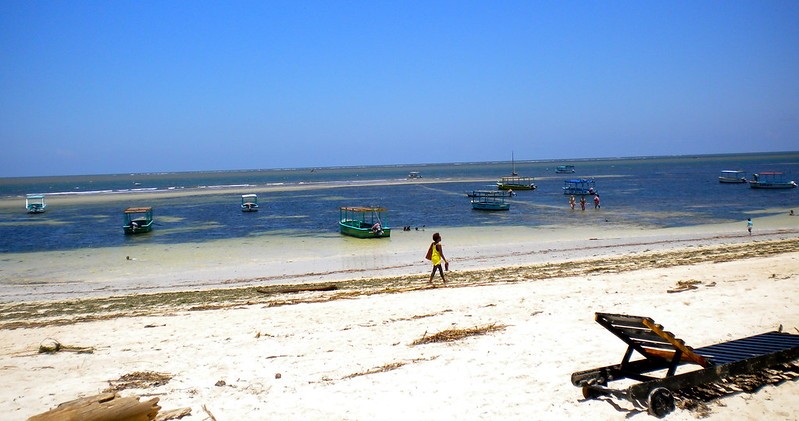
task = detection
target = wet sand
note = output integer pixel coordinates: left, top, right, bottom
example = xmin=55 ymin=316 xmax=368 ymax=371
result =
xmin=1 ymin=209 xmax=798 ymax=420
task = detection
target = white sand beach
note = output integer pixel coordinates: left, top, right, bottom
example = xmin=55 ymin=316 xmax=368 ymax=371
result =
xmin=1 ymin=214 xmax=799 ymax=420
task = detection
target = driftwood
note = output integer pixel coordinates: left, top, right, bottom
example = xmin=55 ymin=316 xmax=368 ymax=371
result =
xmin=154 ymin=407 xmax=192 ymax=420
xmin=258 ymin=284 xmax=339 ymax=294
xmin=28 ymin=392 xmax=160 ymax=421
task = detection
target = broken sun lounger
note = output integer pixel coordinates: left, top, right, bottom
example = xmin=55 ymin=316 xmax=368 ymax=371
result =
xmin=571 ymin=312 xmax=799 ymax=417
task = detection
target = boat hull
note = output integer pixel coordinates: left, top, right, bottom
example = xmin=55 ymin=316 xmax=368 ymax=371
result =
xmin=472 ymin=203 xmax=510 ymax=211
xmin=719 ymin=178 xmax=747 ymax=183
xmin=339 ymin=221 xmax=391 ymax=238
xmin=123 ymin=221 xmax=153 ymax=234
xmin=749 ymin=181 xmax=797 ymax=189
xmin=497 ymin=184 xmax=535 ymax=190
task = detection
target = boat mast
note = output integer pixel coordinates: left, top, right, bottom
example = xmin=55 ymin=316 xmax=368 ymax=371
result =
xmin=511 ymin=151 xmax=517 ymax=176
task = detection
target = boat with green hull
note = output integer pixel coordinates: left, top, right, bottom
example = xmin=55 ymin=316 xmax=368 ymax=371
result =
xmin=470 ymin=190 xmax=510 ymax=211
xmin=339 ymin=206 xmax=391 ymax=238
xmin=123 ymin=207 xmax=154 ymax=234
xmin=497 ymin=152 xmax=536 ymax=190
xmin=25 ymin=194 xmax=47 ymax=214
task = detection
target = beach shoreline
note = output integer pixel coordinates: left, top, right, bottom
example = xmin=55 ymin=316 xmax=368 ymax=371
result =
xmin=1 ymin=229 xmax=798 ymax=420
xmin=2 ymin=210 xmax=798 ymax=304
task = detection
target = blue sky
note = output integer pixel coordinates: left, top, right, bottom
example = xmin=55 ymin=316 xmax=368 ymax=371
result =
xmin=1 ymin=1 xmax=798 ymax=177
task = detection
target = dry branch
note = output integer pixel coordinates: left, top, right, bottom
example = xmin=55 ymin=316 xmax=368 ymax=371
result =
xmin=412 ymin=324 xmax=507 ymax=346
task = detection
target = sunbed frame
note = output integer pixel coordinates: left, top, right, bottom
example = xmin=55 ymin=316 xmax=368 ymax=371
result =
xmin=571 ymin=312 xmax=799 ymax=417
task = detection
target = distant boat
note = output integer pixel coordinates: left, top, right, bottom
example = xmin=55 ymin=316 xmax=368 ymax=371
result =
xmin=563 ymin=179 xmax=597 ymax=196
xmin=407 ymin=171 xmax=422 ymax=179
xmin=123 ymin=207 xmax=154 ymax=234
xmin=497 ymin=152 xmax=536 ymax=190
xmin=718 ymin=170 xmax=747 ymax=184
xmin=749 ymin=172 xmax=797 ymax=189
xmin=241 ymin=194 xmax=259 ymax=212
xmin=339 ymin=206 xmax=391 ymax=238
xmin=556 ymin=165 xmax=576 ymax=174
xmin=470 ymin=190 xmax=510 ymax=211
xmin=25 ymin=194 xmax=47 ymax=214
xmin=497 ymin=175 xmax=536 ymax=190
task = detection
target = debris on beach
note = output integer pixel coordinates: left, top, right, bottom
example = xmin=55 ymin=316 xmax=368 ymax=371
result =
xmin=667 ymin=279 xmax=702 ymax=293
xmin=38 ymin=338 xmax=94 ymax=354
xmin=27 ymin=392 xmax=160 ymax=421
xmin=411 ymin=323 xmax=507 ymax=345
xmin=103 ymin=371 xmax=173 ymax=393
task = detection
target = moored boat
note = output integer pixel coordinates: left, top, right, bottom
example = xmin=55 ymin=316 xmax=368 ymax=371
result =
xmin=497 ymin=175 xmax=536 ymax=190
xmin=407 ymin=171 xmax=422 ymax=179
xmin=718 ymin=170 xmax=747 ymax=183
xmin=241 ymin=194 xmax=259 ymax=212
xmin=497 ymin=152 xmax=536 ymax=190
xmin=563 ymin=178 xmax=597 ymax=195
xmin=556 ymin=165 xmax=576 ymax=174
xmin=339 ymin=206 xmax=391 ymax=238
xmin=123 ymin=207 xmax=154 ymax=234
xmin=25 ymin=194 xmax=47 ymax=213
xmin=749 ymin=172 xmax=797 ymax=189
xmin=470 ymin=190 xmax=510 ymax=211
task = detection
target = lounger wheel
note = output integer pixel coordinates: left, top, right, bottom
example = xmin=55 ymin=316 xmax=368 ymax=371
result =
xmin=646 ymin=387 xmax=675 ymax=418
xmin=582 ymin=385 xmax=599 ymax=399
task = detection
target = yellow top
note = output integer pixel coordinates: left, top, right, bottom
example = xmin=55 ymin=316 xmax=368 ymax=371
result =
xmin=431 ymin=242 xmax=442 ymax=266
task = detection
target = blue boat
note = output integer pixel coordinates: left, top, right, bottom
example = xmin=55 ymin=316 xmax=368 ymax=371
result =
xmin=470 ymin=190 xmax=510 ymax=211
xmin=563 ymin=179 xmax=597 ymax=196
xmin=25 ymin=194 xmax=47 ymax=213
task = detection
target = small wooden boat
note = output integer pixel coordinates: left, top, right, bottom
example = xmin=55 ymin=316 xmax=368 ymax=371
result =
xmin=718 ymin=170 xmax=747 ymax=183
xmin=497 ymin=152 xmax=536 ymax=190
xmin=241 ymin=194 xmax=259 ymax=212
xmin=556 ymin=165 xmax=576 ymax=174
xmin=497 ymin=175 xmax=536 ymax=190
xmin=470 ymin=190 xmax=510 ymax=211
xmin=563 ymin=178 xmax=597 ymax=196
xmin=749 ymin=172 xmax=797 ymax=189
xmin=407 ymin=171 xmax=422 ymax=179
xmin=25 ymin=194 xmax=47 ymax=213
xmin=339 ymin=206 xmax=391 ymax=238
xmin=123 ymin=207 xmax=154 ymax=234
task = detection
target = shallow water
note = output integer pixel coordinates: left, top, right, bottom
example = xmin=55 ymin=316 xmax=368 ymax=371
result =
xmin=1 ymin=152 xmax=797 ymax=254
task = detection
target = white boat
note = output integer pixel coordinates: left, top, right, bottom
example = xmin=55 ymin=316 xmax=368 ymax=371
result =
xmin=25 ymin=194 xmax=47 ymax=213
xmin=241 ymin=194 xmax=259 ymax=212
xmin=718 ymin=170 xmax=747 ymax=184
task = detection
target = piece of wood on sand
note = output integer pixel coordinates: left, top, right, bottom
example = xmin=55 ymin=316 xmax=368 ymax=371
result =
xmin=27 ymin=392 xmax=160 ymax=421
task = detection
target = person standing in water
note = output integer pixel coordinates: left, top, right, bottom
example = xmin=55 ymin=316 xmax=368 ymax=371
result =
xmin=427 ymin=232 xmax=448 ymax=285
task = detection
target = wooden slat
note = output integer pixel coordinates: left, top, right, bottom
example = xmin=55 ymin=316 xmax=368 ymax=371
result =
xmin=642 ymin=318 xmax=709 ymax=367
xmin=610 ymin=326 xmax=671 ymax=345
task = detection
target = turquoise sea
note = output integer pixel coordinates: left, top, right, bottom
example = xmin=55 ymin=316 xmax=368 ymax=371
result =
xmin=1 ymin=152 xmax=798 ymax=254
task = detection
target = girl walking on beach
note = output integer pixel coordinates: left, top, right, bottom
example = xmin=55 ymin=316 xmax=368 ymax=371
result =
xmin=426 ymin=232 xmax=448 ymax=285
